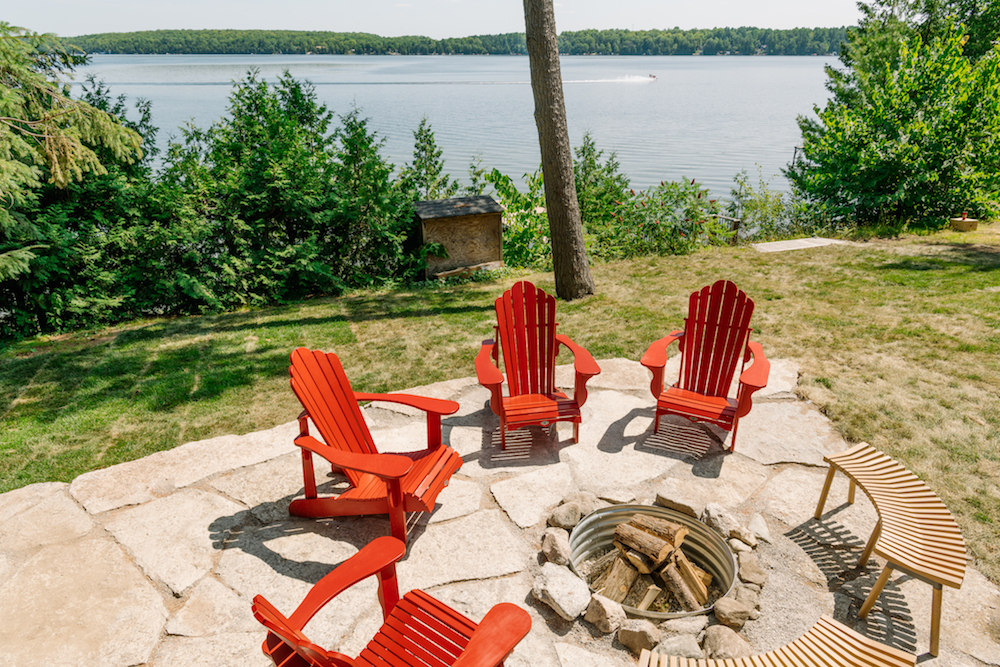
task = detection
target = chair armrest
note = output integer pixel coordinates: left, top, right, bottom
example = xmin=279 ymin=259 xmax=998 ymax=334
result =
xmin=739 ymin=342 xmax=770 ymax=390
xmin=354 ymin=392 xmax=459 ymax=417
xmin=735 ymin=342 xmax=770 ymax=419
xmin=640 ymin=331 xmax=683 ymax=398
xmin=476 ymin=340 xmax=505 ymax=418
xmin=451 ymin=603 xmax=532 ymax=667
xmin=555 ymin=334 xmax=600 ymax=408
xmin=639 ymin=331 xmax=683 ymax=369
xmin=295 ymin=435 xmax=413 ymax=480
xmin=286 ymin=536 xmax=406 ymax=629
xmin=475 ymin=340 xmax=504 ymax=387
xmin=555 ymin=334 xmax=601 ymax=378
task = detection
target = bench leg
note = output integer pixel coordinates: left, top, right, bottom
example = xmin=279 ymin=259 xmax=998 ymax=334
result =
xmin=848 ymin=478 xmax=856 ymax=504
xmin=859 ymin=564 xmax=893 ymax=618
xmin=858 ymin=519 xmax=882 ymax=568
xmin=814 ymin=467 xmax=837 ymax=519
xmin=931 ymin=584 xmax=942 ymax=656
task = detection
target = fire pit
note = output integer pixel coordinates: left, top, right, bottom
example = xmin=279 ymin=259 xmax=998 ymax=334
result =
xmin=568 ymin=504 xmax=737 ymax=620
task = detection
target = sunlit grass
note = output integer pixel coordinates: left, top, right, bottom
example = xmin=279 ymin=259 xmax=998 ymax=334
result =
xmin=2 ymin=224 xmax=999 ymax=581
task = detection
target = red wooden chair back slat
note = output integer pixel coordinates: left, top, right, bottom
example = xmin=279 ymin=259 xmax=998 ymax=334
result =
xmin=496 ymin=281 xmax=557 ymax=397
xmin=679 ymin=280 xmax=754 ymax=398
xmin=290 ymin=348 xmax=378 ymax=487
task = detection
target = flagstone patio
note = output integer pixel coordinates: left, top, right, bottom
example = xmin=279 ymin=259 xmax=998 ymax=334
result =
xmin=0 ymin=358 xmax=997 ymax=667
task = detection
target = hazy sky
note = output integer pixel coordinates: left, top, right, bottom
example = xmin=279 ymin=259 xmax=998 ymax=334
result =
xmin=7 ymin=1 xmax=862 ymax=40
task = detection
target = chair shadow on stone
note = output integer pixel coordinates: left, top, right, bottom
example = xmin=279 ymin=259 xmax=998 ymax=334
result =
xmin=638 ymin=414 xmax=728 ymax=460
xmin=207 ymin=479 xmax=432 ymax=589
xmin=786 ymin=516 xmax=918 ymax=655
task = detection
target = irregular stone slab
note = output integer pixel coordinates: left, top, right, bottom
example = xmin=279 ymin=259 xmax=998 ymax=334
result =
xmin=0 ymin=534 xmax=167 ymax=666
xmin=554 ymin=642 xmax=631 ymax=667
xmin=401 ymin=510 xmax=529 ymax=590
xmin=490 ymin=463 xmax=574 ymax=528
xmin=748 ymin=513 xmax=772 ymax=543
xmin=737 ymin=402 xmax=847 ymax=466
xmin=0 ymin=483 xmax=94 ymax=562
xmin=209 ymin=451 xmax=304 ymax=524
xmin=617 ymin=618 xmax=662 ymax=654
xmin=561 ymin=440 xmax=681 ymax=503
xmin=654 ymin=634 xmax=704 ymax=659
xmin=533 ymin=562 xmax=592 ymax=621
xmin=703 ymin=625 xmax=752 ymax=659
xmin=714 ymin=597 xmax=751 ymax=629
xmin=732 ymin=526 xmax=757 ymax=547
xmin=660 ymin=615 xmax=708 ymax=637
xmin=70 ymin=420 xmax=298 ymax=513
xmin=561 ymin=491 xmax=605 ymax=517
xmin=450 ymin=425 xmax=561 ymax=478
xmin=556 ymin=358 xmax=651 ymax=394
xmin=656 ymin=453 xmax=768 ymax=518
xmin=0 ymin=481 xmax=69 ymax=521
xmin=585 ymin=593 xmax=626 ymax=633
xmin=166 ymin=576 xmax=258 ymax=636
xmin=150 ymin=631 xmax=271 ymax=667
xmin=755 ymin=466 xmax=877 ymax=533
xmin=426 ymin=478 xmax=482 ymax=524
xmin=703 ymin=503 xmax=742 ymax=540
xmin=548 ymin=502 xmax=583 ymax=529
xmin=729 ymin=538 xmax=753 ymax=553
xmin=543 ymin=527 xmax=572 ymax=565
xmin=752 ymin=237 xmax=853 ymax=253
xmin=217 ymin=522 xmax=380 ymax=650
xmin=101 ymin=487 xmax=246 ymax=594
xmin=738 ymin=552 xmax=768 ymax=587
xmin=756 ymin=359 xmax=800 ymax=398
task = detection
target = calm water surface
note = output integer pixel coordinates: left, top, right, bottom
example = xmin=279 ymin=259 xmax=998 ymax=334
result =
xmin=76 ymin=54 xmax=833 ymax=195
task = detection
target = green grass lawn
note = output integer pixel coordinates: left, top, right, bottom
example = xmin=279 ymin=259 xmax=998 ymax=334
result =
xmin=3 ymin=226 xmax=998 ymax=582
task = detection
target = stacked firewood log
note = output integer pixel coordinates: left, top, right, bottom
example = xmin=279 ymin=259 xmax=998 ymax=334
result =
xmin=588 ymin=514 xmax=713 ymax=612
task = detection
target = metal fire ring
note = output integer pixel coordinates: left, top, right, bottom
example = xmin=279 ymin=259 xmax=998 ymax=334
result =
xmin=568 ymin=504 xmax=738 ymax=620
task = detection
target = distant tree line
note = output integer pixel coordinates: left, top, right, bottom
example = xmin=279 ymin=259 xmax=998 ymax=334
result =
xmin=68 ymin=27 xmax=850 ymax=57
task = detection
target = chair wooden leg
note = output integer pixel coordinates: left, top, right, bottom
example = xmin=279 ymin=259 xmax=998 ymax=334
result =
xmin=930 ymin=584 xmax=943 ymax=656
xmin=848 ymin=478 xmax=856 ymax=505
xmin=859 ymin=564 xmax=893 ymax=618
xmin=654 ymin=412 xmax=661 ymax=433
xmin=728 ymin=420 xmax=741 ymax=452
xmin=858 ymin=519 xmax=882 ymax=568
xmin=573 ymin=421 xmax=580 ymax=443
xmin=387 ymin=481 xmax=407 ymax=544
xmin=301 ymin=449 xmax=317 ymax=499
xmin=500 ymin=423 xmax=507 ymax=450
xmin=814 ymin=467 xmax=837 ymax=519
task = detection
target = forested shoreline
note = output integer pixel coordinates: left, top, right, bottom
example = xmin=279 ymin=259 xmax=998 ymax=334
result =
xmin=68 ymin=27 xmax=850 ymax=57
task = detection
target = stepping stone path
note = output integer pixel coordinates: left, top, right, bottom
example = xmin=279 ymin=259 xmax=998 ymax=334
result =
xmin=0 ymin=358 xmax=997 ymax=667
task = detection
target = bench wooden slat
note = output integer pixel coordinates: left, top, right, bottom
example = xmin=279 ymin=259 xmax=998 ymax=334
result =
xmin=815 ymin=443 xmax=967 ymax=656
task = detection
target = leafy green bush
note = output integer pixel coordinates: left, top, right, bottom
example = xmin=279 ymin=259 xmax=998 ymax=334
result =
xmin=788 ymin=27 xmax=1000 ymax=230
xmin=485 ymin=168 xmax=551 ymax=268
xmin=594 ymin=180 xmax=726 ymax=259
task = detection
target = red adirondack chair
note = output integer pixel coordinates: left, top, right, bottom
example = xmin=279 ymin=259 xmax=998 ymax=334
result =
xmin=475 ymin=281 xmax=600 ymax=449
xmin=288 ymin=348 xmax=463 ymax=543
xmin=253 ymin=535 xmax=532 ymax=667
xmin=640 ymin=280 xmax=769 ymax=452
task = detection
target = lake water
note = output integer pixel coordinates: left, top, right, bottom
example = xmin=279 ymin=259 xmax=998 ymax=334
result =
xmin=76 ymin=54 xmax=834 ymax=196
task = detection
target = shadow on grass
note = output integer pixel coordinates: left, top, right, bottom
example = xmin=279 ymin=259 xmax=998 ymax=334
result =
xmin=878 ymin=243 xmax=1000 ymax=273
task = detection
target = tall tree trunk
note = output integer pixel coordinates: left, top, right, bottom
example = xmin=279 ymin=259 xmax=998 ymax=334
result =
xmin=523 ymin=0 xmax=595 ymax=300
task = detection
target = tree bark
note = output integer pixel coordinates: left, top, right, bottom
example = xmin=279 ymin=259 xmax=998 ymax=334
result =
xmin=523 ymin=0 xmax=595 ymax=300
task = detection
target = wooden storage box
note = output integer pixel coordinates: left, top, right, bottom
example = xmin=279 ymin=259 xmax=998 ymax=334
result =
xmin=415 ymin=196 xmax=504 ymax=279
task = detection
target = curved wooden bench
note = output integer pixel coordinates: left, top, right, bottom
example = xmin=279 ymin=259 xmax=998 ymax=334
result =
xmin=639 ymin=615 xmax=915 ymax=667
xmin=814 ymin=442 xmax=967 ymax=656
